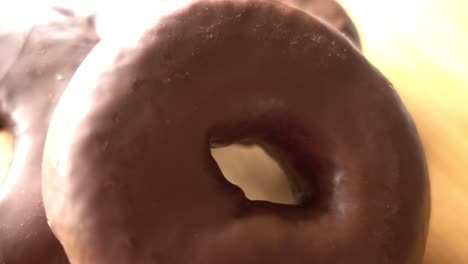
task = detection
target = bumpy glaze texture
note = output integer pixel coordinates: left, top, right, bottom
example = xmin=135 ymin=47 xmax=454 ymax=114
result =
xmin=281 ymin=0 xmax=360 ymax=47
xmin=43 ymin=0 xmax=429 ymax=263
xmin=0 ymin=7 xmax=98 ymax=263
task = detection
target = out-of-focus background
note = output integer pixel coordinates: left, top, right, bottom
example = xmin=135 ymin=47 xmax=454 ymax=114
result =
xmin=1 ymin=0 xmax=467 ymax=263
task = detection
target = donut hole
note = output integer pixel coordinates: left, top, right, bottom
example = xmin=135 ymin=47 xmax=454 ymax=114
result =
xmin=0 ymin=127 xmax=13 ymax=187
xmin=210 ymin=143 xmax=297 ymax=205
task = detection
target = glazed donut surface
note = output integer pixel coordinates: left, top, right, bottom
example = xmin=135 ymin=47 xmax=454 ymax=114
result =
xmin=281 ymin=0 xmax=360 ymax=47
xmin=43 ymin=0 xmax=429 ymax=263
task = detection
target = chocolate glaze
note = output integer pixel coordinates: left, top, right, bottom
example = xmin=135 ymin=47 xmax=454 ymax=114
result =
xmin=43 ymin=0 xmax=430 ymax=263
xmin=0 ymin=7 xmax=98 ymax=263
xmin=281 ymin=0 xmax=360 ymax=47
xmin=0 ymin=1 xmax=361 ymax=263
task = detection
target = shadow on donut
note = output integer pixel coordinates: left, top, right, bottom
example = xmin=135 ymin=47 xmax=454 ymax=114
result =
xmin=0 ymin=114 xmax=13 ymax=188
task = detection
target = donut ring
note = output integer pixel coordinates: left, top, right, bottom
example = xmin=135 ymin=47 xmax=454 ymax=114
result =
xmin=43 ymin=0 xmax=429 ymax=263
xmin=0 ymin=6 xmax=98 ymax=263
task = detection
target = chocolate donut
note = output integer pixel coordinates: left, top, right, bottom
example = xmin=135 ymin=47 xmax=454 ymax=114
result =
xmin=43 ymin=0 xmax=430 ymax=263
xmin=281 ymin=0 xmax=360 ymax=47
xmin=0 ymin=6 xmax=98 ymax=263
xmin=0 ymin=1 xmax=360 ymax=263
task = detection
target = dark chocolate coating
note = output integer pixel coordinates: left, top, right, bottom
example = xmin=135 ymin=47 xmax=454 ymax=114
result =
xmin=280 ymin=0 xmax=360 ymax=47
xmin=0 ymin=2 xmax=360 ymax=263
xmin=0 ymin=7 xmax=98 ymax=263
xmin=43 ymin=0 xmax=430 ymax=263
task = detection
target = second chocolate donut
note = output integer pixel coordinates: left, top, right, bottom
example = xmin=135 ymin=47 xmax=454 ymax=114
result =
xmin=0 ymin=5 xmax=98 ymax=263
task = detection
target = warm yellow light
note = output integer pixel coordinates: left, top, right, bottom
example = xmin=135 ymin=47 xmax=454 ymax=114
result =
xmin=0 ymin=130 xmax=13 ymax=199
